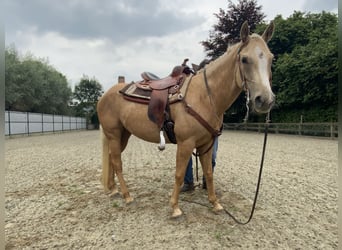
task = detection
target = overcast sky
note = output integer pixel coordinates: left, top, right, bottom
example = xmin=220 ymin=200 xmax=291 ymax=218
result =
xmin=5 ymin=0 xmax=338 ymax=91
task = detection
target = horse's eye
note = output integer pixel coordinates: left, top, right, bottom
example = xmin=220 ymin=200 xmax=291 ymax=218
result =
xmin=241 ymin=56 xmax=248 ymax=64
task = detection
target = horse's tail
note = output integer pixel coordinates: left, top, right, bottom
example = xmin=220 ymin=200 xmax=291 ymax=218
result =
xmin=100 ymin=125 xmax=112 ymax=192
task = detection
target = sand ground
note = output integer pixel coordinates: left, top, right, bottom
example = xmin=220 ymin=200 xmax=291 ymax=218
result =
xmin=5 ymin=130 xmax=338 ymax=249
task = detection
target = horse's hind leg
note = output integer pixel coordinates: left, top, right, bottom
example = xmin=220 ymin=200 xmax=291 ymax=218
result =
xmin=109 ymin=129 xmax=133 ymax=204
xmin=101 ymin=128 xmax=118 ymax=195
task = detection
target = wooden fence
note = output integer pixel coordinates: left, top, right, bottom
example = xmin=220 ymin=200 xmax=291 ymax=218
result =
xmin=223 ymin=122 xmax=338 ymax=138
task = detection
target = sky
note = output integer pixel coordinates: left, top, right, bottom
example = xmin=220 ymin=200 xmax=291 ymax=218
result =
xmin=5 ymin=0 xmax=338 ymax=91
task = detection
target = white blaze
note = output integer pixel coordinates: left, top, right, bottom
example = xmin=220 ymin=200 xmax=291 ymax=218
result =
xmin=255 ymin=46 xmax=272 ymax=92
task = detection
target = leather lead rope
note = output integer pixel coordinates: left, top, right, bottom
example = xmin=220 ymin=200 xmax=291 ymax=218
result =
xmin=181 ymin=113 xmax=271 ymax=224
xmin=223 ymin=112 xmax=270 ymax=224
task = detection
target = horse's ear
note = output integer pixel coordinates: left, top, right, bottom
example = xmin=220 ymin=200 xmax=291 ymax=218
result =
xmin=240 ymin=21 xmax=250 ymax=43
xmin=191 ymin=63 xmax=199 ymax=72
xmin=262 ymin=21 xmax=275 ymax=43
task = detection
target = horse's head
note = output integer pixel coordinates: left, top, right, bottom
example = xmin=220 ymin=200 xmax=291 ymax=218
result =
xmin=237 ymin=21 xmax=275 ymax=114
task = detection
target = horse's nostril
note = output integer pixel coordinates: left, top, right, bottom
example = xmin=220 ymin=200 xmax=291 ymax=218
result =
xmin=254 ymin=95 xmax=275 ymax=112
xmin=269 ymin=99 xmax=275 ymax=107
xmin=255 ymin=96 xmax=263 ymax=107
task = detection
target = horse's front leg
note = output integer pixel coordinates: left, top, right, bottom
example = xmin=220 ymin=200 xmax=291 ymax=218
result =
xmin=170 ymin=144 xmax=193 ymax=218
xmin=200 ymin=150 xmax=223 ymax=213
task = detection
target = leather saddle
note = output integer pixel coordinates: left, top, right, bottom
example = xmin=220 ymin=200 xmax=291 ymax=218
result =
xmin=143 ymin=65 xmax=187 ymax=129
xmin=120 ymin=60 xmax=192 ymax=129
xmin=136 ymin=65 xmax=185 ymax=95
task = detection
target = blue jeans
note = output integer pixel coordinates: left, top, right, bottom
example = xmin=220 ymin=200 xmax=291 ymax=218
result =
xmin=184 ymin=137 xmax=218 ymax=184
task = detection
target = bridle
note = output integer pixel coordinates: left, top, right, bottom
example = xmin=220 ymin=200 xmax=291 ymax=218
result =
xmin=183 ymin=43 xmax=273 ymax=225
xmin=236 ymin=43 xmax=273 ymax=123
xmin=223 ymin=43 xmax=272 ymax=224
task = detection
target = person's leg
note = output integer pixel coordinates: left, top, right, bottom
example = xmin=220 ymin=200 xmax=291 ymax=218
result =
xmin=181 ymin=157 xmax=194 ymax=192
xmin=211 ymin=136 xmax=218 ymax=170
xmin=184 ymin=157 xmax=193 ymax=184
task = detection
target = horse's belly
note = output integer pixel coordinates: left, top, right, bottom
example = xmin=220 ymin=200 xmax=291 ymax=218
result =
xmin=129 ymin=124 xmax=161 ymax=143
xmin=121 ymin=107 xmax=161 ymax=143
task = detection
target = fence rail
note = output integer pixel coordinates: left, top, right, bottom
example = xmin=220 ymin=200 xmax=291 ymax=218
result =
xmin=224 ymin=122 xmax=338 ymax=138
xmin=5 ymin=111 xmax=87 ymax=136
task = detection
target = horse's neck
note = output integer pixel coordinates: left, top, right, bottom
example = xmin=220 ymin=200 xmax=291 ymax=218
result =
xmin=204 ymin=44 xmax=242 ymax=115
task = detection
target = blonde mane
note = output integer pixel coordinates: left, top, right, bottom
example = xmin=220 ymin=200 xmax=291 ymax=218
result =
xmin=196 ymin=42 xmax=241 ymax=75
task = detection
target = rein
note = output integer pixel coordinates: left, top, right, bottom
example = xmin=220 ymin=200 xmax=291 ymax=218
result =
xmin=181 ymin=113 xmax=271 ymax=225
xmin=237 ymin=44 xmax=252 ymax=123
xmin=223 ymin=46 xmax=272 ymax=224
xmin=182 ymin=44 xmax=272 ymax=224
xmin=223 ymin=112 xmax=270 ymax=224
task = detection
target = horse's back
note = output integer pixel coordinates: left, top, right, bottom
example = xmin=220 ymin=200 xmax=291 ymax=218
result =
xmin=97 ymin=83 xmax=127 ymax=132
xmin=98 ymin=83 xmax=126 ymax=106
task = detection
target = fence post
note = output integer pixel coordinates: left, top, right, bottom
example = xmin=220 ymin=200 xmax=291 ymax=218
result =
xmin=299 ymin=116 xmax=303 ymax=135
xmin=27 ymin=112 xmax=30 ymax=135
xmin=8 ymin=111 xmax=11 ymax=136
xmin=330 ymin=122 xmax=334 ymax=139
xmin=41 ymin=113 xmax=44 ymax=133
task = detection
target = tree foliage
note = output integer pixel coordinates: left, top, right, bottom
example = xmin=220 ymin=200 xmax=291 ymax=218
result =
xmin=201 ymin=1 xmax=337 ymax=122
xmin=269 ymin=12 xmax=338 ymax=122
xmin=201 ymin=0 xmax=265 ymax=59
xmin=72 ymin=75 xmax=103 ymax=126
xmin=5 ymin=46 xmax=72 ymax=114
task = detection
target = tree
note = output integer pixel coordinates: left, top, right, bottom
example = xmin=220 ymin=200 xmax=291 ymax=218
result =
xmin=200 ymin=0 xmax=266 ymax=122
xmin=5 ymin=45 xmax=72 ymax=114
xmin=200 ymin=5 xmax=337 ymax=122
xmin=72 ymin=75 xmax=104 ymax=127
xmin=269 ymin=12 xmax=338 ymax=122
xmin=201 ymin=0 xmax=265 ymax=59
xmin=5 ymin=46 xmax=22 ymax=110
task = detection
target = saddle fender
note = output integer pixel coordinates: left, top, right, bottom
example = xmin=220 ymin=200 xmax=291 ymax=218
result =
xmin=147 ymin=89 xmax=169 ymax=129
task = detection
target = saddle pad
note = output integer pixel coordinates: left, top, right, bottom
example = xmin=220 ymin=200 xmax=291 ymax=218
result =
xmin=119 ymin=76 xmax=192 ymax=104
xmin=119 ymin=82 xmax=150 ymax=100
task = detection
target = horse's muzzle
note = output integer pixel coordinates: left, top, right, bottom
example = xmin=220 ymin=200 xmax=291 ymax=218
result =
xmin=254 ymin=94 xmax=275 ymax=113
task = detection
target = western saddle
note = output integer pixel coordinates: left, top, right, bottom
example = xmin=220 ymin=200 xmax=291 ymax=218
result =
xmin=119 ymin=59 xmax=193 ymax=150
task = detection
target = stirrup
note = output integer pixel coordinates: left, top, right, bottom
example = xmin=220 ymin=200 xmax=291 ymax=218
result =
xmin=158 ymin=130 xmax=165 ymax=151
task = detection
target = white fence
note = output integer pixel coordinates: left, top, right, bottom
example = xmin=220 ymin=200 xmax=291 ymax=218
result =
xmin=5 ymin=111 xmax=87 ymax=136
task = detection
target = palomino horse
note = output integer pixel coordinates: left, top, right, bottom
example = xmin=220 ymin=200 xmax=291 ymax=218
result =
xmin=97 ymin=21 xmax=275 ymax=218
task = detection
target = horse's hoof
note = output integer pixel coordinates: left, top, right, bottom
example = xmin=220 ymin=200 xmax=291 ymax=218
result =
xmin=125 ymin=197 xmax=134 ymax=204
xmin=213 ymin=203 xmax=224 ymax=214
xmin=158 ymin=145 xmax=165 ymax=151
xmin=108 ymin=189 xmax=119 ymax=198
xmin=171 ymin=208 xmax=183 ymax=218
